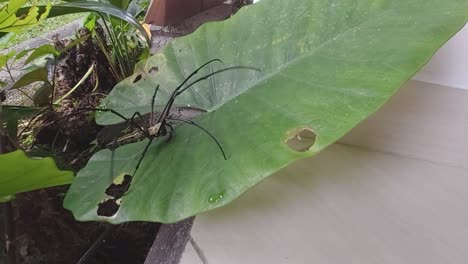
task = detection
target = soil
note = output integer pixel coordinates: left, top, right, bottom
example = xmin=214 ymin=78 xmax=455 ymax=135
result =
xmin=13 ymin=188 xmax=160 ymax=264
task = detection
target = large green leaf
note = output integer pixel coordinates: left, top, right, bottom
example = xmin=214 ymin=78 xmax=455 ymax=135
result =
xmin=12 ymin=67 xmax=49 ymax=89
xmin=0 ymin=150 xmax=73 ymax=197
xmin=64 ymin=0 xmax=468 ymax=223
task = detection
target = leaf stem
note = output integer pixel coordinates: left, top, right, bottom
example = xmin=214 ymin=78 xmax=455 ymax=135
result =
xmin=50 ymin=59 xmax=57 ymax=108
xmin=14 ymin=88 xmax=35 ymax=103
xmin=4 ymin=63 xmax=15 ymax=83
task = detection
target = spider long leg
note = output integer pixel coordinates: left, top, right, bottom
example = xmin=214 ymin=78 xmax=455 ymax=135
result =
xmin=117 ymin=132 xmax=161 ymax=197
xmin=150 ymin=85 xmax=160 ymax=127
xmin=173 ymin=59 xmax=223 ymax=94
xmin=128 ymin=111 xmax=150 ymax=138
xmin=110 ymin=147 xmax=115 ymax=179
xmin=160 ymin=66 xmax=260 ymax=125
xmin=133 ymin=138 xmax=154 ymax=175
xmin=168 ymin=117 xmax=227 ymax=160
xmin=121 ymin=121 xmax=176 ymax=194
xmin=176 ymin=66 xmax=260 ymax=96
xmin=158 ymin=65 xmax=260 ymax=127
xmin=101 ymin=131 xmax=155 ymax=206
xmin=157 ymin=59 xmax=223 ymax=124
xmin=94 ymin=108 xmax=146 ymax=135
xmin=76 ymin=107 xmax=149 ymax=138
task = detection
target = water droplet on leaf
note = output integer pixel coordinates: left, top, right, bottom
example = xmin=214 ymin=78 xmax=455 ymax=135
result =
xmin=208 ymin=192 xmax=225 ymax=203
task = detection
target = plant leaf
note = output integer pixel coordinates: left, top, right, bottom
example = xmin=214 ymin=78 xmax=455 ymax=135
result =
xmin=12 ymin=67 xmax=49 ymax=89
xmin=108 ymin=0 xmax=130 ymax=10
xmin=33 ymin=82 xmax=52 ymax=107
xmin=24 ymin=44 xmax=58 ymax=65
xmin=15 ymin=49 xmax=33 ymax=61
xmin=83 ymin=12 xmax=97 ymax=31
xmin=0 ymin=50 xmax=16 ymax=68
xmin=0 ymin=150 xmax=73 ymax=197
xmin=64 ymin=0 xmax=468 ymax=223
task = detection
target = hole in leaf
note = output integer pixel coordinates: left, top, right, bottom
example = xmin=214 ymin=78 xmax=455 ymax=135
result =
xmin=17 ymin=14 xmax=27 ymax=21
xmin=105 ymin=174 xmax=132 ymax=198
xmin=148 ymin=66 xmax=159 ymax=75
xmin=133 ymin=74 xmax=142 ymax=83
xmin=285 ymin=127 xmax=316 ymax=152
xmin=97 ymin=174 xmax=132 ymax=217
xmin=97 ymin=198 xmax=121 ymax=217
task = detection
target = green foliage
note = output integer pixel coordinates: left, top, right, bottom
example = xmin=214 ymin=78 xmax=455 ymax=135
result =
xmin=4 ymin=40 xmax=95 ymax=106
xmin=52 ymin=1 xmax=150 ymax=44
xmin=6 ymin=0 xmax=150 ymax=80
xmin=0 ymin=51 xmax=15 ymax=68
xmin=64 ymin=0 xmax=468 ymax=223
xmin=0 ymin=0 xmax=51 ymax=33
xmin=0 ymin=1 xmax=71 ymax=206
xmin=0 ymin=51 xmax=14 ymax=88
xmin=61 ymin=0 xmax=150 ymax=80
xmin=1 ymin=34 xmax=58 ymax=105
xmin=0 ymin=150 xmax=73 ymax=197
xmin=12 ymin=67 xmax=50 ymax=89
xmin=1 ymin=0 xmax=150 ymax=103
xmin=0 ymin=13 xmax=83 ymax=51
xmin=23 ymin=44 xmax=59 ymax=64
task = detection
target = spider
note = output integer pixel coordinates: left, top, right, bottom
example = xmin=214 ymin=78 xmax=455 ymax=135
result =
xmin=94 ymin=60 xmax=259 ymax=172
xmin=92 ymin=60 xmax=259 ymax=216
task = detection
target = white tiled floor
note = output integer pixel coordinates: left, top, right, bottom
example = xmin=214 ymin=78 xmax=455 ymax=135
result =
xmin=182 ymin=145 xmax=468 ymax=264
xmin=181 ymin=81 xmax=468 ymax=263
